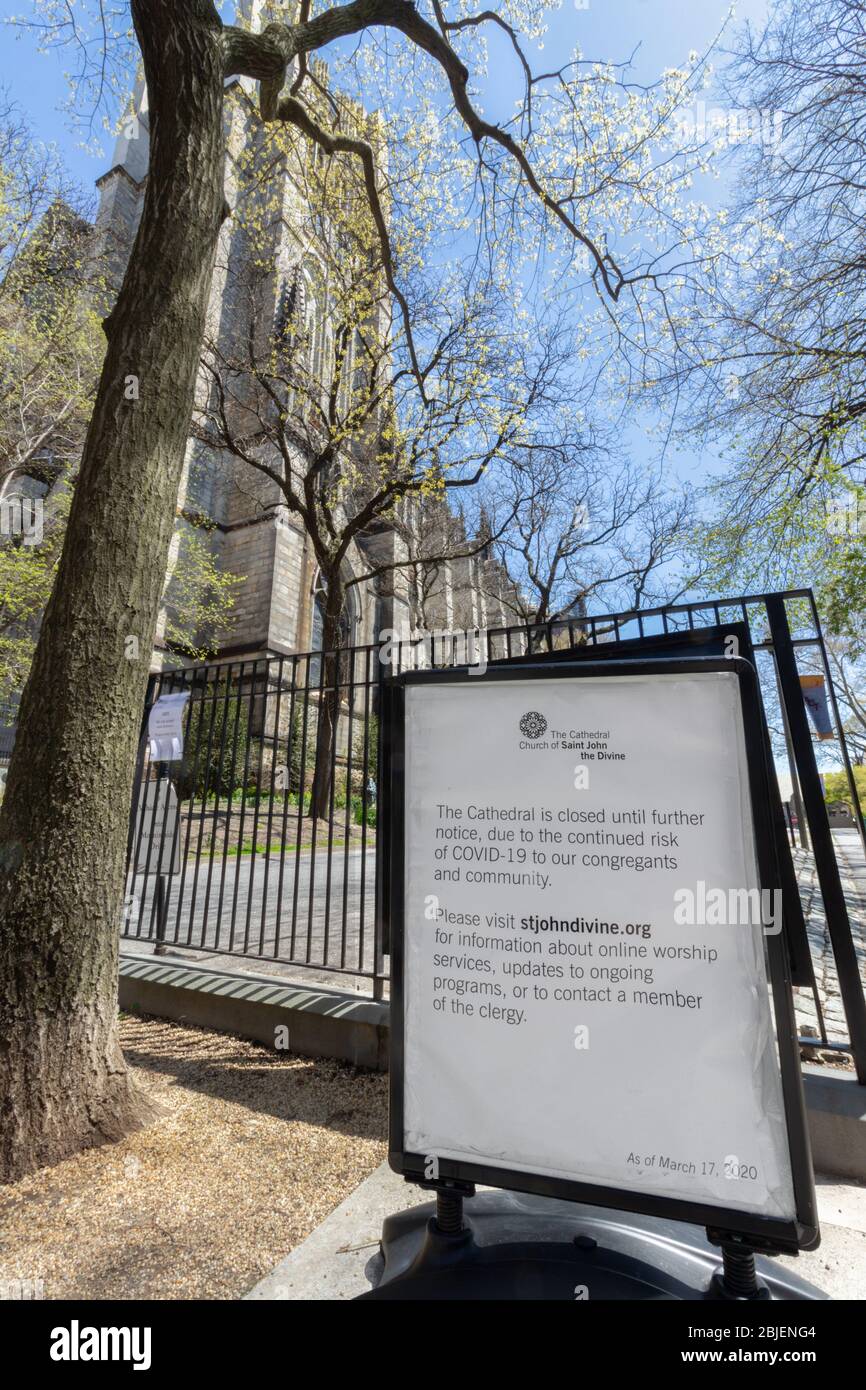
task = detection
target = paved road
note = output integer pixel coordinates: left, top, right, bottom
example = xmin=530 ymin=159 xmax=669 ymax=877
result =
xmin=124 ymin=847 xmax=378 ymax=980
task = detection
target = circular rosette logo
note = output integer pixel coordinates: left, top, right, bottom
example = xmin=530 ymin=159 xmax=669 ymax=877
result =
xmin=519 ymin=710 xmax=547 ymax=740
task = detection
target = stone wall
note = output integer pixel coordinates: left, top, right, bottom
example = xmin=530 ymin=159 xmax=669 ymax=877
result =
xmin=89 ymin=75 xmax=521 ymax=671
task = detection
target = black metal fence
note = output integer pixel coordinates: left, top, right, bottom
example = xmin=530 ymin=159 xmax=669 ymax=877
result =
xmin=121 ymin=588 xmax=866 ymax=1078
xmin=124 ymin=644 xmax=385 ymax=992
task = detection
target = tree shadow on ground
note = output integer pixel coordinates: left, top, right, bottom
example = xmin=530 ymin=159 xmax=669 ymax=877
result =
xmin=120 ymin=1011 xmax=388 ymax=1143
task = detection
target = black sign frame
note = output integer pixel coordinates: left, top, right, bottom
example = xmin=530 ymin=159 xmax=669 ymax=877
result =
xmin=385 ymin=654 xmax=819 ymax=1255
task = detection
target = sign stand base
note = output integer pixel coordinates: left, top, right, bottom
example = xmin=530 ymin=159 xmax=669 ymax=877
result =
xmin=709 ymin=1246 xmax=770 ymax=1301
xmin=357 ymin=1189 xmax=826 ymax=1301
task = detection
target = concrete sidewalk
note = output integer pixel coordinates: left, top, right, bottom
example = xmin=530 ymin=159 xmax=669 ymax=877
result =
xmin=245 ymin=1162 xmax=866 ymax=1301
xmin=794 ymin=829 xmax=866 ymax=1046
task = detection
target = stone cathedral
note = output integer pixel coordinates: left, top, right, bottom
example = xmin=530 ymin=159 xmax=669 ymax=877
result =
xmin=91 ymin=64 xmax=520 ymax=672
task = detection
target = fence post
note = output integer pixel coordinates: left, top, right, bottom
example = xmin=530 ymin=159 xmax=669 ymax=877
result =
xmin=771 ymin=652 xmax=809 ymax=850
xmin=808 ymin=592 xmax=866 ymax=862
xmin=154 ymin=873 xmax=168 ymax=957
xmin=126 ymin=673 xmax=157 ymax=871
xmin=372 ymin=653 xmax=390 ymax=1001
xmin=766 ymin=594 xmax=866 ymax=1083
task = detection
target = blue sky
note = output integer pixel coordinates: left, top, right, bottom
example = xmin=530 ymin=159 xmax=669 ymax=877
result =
xmin=0 ymin=0 xmax=770 ymax=515
xmin=472 ymin=1 xmax=773 ymax=500
xmin=0 ymin=1 xmax=769 ymax=204
xmin=4 ymin=2 xmax=842 ymax=777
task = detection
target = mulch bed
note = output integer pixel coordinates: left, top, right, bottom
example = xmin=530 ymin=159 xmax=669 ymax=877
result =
xmin=0 ymin=1014 xmax=388 ymax=1300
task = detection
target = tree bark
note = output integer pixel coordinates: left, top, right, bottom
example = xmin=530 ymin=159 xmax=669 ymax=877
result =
xmin=0 ymin=0 xmax=228 ymax=1182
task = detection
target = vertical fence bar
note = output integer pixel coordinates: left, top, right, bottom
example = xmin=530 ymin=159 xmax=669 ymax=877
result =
xmin=140 ymin=671 xmax=168 ymax=937
xmin=242 ymin=666 xmax=269 ymax=954
xmin=766 ymin=594 xmax=866 ymax=1082
xmin=126 ymin=673 xmax=157 ymax=869
xmin=183 ymin=670 xmax=222 ymax=945
xmin=321 ymin=653 xmax=341 ymax=968
xmin=289 ymin=655 xmax=313 ymax=962
xmin=357 ymin=645 xmax=373 ymax=975
xmin=373 ymin=654 xmax=391 ymax=998
xmin=201 ymin=663 xmax=236 ymax=951
xmin=124 ymin=673 xmax=158 ymax=941
xmin=170 ymin=671 xmax=205 ymax=946
xmin=156 ymin=667 xmax=191 ymax=947
xmin=807 ymin=592 xmax=866 ymax=860
xmin=258 ymin=660 xmax=285 ymax=958
xmin=305 ymin=643 xmax=329 ymax=964
xmin=273 ymin=655 xmax=299 ymax=961
xmin=770 ymin=649 xmax=810 ymax=852
xmin=215 ymin=661 xmax=247 ymax=954
xmin=340 ymin=647 xmax=357 ymax=971
xmin=154 ymin=872 xmax=168 ymax=957
xmin=227 ymin=663 xmax=258 ymax=953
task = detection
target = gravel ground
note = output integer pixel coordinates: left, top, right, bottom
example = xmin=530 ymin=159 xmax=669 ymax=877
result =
xmin=0 ymin=1014 xmax=388 ymax=1301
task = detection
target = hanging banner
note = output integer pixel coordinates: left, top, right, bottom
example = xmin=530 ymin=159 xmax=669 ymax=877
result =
xmin=800 ymin=675 xmax=834 ymax=740
xmin=387 ymin=656 xmax=818 ymax=1252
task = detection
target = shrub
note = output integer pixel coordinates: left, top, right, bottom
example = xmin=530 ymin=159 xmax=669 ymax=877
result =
xmin=174 ymin=682 xmax=255 ymax=801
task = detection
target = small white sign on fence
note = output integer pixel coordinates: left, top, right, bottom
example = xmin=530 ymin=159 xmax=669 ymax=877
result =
xmin=147 ymin=692 xmax=190 ymax=762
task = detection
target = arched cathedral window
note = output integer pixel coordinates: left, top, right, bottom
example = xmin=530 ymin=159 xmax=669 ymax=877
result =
xmin=275 ymin=261 xmax=331 ymax=406
xmin=275 ymin=267 xmax=303 ymax=350
xmin=301 ymin=263 xmax=326 ymax=389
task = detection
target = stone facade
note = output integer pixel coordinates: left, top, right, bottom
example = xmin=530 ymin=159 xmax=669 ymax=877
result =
xmin=91 ymin=59 xmax=521 ymax=671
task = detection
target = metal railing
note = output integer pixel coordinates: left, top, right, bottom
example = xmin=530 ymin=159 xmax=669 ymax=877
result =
xmin=124 ymin=644 xmax=384 ymax=992
xmin=121 ymin=589 xmax=866 ymax=1078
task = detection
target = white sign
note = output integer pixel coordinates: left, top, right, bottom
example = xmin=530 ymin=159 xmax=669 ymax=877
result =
xmin=147 ymin=692 xmax=190 ymax=762
xmin=402 ymin=672 xmax=796 ymax=1222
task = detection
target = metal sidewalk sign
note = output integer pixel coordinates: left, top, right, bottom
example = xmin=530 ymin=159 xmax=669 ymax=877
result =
xmin=385 ymin=653 xmax=819 ymax=1262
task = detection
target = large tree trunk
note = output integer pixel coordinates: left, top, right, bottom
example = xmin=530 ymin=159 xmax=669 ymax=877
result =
xmin=309 ymin=583 xmax=345 ymax=822
xmin=0 ymin=0 xmax=228 ymax=1182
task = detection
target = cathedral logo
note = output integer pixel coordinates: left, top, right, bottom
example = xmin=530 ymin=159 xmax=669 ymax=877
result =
xmin=519 ymin=711 xmax=547 ymax=740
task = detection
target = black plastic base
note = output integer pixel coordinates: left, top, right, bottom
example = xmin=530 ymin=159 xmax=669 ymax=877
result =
xmin=357 ymin=1189 xmax=827 ymax=1301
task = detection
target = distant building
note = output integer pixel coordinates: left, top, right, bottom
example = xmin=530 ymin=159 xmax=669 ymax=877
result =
xmin=90 ymin=44 xmax=519 ymax=670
